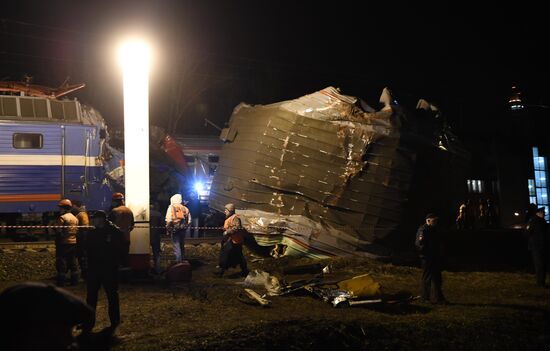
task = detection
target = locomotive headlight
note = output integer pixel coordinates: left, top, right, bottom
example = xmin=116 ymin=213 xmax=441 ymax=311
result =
xmin=118 ymin=38 xmax=151 ymax=264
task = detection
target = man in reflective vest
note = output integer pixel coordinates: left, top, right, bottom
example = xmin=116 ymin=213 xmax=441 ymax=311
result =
xmin=165 ymin=194 xmax=191 ymax=263
xmin=55 ymin=199 xmax=79 ymax=287
xmin=214 ymin=203 xmax=249 ymax=277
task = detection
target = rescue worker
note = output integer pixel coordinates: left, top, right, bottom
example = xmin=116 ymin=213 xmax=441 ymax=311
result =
xmin=55 ymin=199 xmax=80 ymax=287
xmin=415 ymin=213 xmax=448 ymax=304
xmin=108 ymin=192 xmax=134 ymax=266
xmin=525 ymin=207 xmax=549 ymax=287
xmin=165 ymin=194 xmax=191 ymax=263
xmin=72 ymin=200 xmax=90 ymax=281
xmin=214 ymin=203 xmax=249 ymax=277
xmin=85 ymin=211 xmax=126 ymax=333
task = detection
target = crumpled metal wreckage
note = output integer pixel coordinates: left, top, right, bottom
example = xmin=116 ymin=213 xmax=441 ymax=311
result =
xmin=210 ymin=86 xmax=469 ymax=260
xmin=239 ymin=269 xmax=412 ymax=308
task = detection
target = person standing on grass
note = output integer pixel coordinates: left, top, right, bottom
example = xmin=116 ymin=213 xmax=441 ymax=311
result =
xmin=415 ymin=213 xmax=448 ymax=304
xmin=525 ymin=207 xmax=549 ymax=287
xmin=85 ymin=210 xmax=126 ymax=333
xmin=165 ymin=194 xmax=191 ymax=263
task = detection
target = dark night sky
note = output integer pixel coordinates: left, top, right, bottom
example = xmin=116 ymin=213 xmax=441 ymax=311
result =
xmin=1 ymin=1 xmax=548 ymax=136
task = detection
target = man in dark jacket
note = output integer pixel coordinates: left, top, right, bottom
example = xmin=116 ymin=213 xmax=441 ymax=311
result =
xmin=526 ymin=207 xmax=549 ymax=287
xmin=415 ymin=213 xmax=448 ymax=304
xmin=85 ymin=211 xmax=126 ymax=333
xmin=0 ymin=282 xmax=94 ymax=351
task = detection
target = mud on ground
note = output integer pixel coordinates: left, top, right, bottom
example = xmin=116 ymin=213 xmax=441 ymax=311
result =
xmin=1 ymin=243 xmax=549 ymax=351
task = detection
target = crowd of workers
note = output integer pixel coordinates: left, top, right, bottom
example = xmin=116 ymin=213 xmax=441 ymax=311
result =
xmin=48 ymin=192 xmax=250 ymax=336
xmin=0 ymin=196 xmax=547 ymax=350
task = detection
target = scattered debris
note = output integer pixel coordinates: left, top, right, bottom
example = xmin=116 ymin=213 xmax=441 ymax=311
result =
xmin=243 ymin=288 xmax=271 ymax=307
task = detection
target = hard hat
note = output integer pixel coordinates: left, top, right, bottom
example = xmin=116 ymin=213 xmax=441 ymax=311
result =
xmin=224 ymin=203 xmax=235 ymax=212
xmin=112 ymin=192 xmax=124 ymax=201
xmin=58 ymin=199 xmax=72 ymax=207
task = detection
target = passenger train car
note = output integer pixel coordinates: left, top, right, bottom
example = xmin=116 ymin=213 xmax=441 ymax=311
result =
xmin=0 ymin=92 xmax=113 ymax=231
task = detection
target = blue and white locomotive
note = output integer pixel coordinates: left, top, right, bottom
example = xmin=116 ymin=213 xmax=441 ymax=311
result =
xmin=0 ymin=91 xmax=115 ymax=231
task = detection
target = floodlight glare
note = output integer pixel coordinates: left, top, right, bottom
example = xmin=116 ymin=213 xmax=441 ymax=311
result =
xmin=118 ymin=38 xmax=151 ymax=267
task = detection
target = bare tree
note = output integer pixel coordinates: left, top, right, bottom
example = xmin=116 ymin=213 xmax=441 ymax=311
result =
xmin=167 ymin=55 xmax=212 ymax=134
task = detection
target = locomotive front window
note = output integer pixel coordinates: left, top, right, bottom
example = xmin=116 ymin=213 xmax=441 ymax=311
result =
xmin=13 ymin=133 xmax=43 ymax=149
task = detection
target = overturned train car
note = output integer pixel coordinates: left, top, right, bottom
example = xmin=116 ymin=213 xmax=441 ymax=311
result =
xmin=209 ymin=87 xmax=469 ymax=258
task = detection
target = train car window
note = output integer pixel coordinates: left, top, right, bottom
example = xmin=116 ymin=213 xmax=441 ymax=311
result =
xmin=184 ymin=155 xmax=195 ymax=163
xmin=13 ymin=133 xmax=43 ymax=149
xmin=208 ymin=155 xmax=219 ymax=163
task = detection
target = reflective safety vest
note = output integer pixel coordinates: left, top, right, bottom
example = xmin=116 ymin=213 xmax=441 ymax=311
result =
xmin=223 ymin=214 xmax=244 ymax=244
xmin=171 ymin=204 xmax=190 ymax=223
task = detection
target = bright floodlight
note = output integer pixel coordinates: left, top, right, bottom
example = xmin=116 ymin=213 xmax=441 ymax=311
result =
xmin=118 ymin=39 xmax=150 ymax=264
xmin=194 ymin=181 xmax=204 ymax=193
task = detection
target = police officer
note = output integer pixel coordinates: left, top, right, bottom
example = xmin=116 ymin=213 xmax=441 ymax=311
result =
xmin=526 ymin=207 xmax=548 ymax=287
xmin=214 ymin=203 xmax=249 ymax=277
xmin=415 ymin=213 xmax=448 ymax=304
xmin=85 ymin=211 xmax=126 ymax=333
xmin=72 ymin=200 xmax=90 ymax=281
xmin=108 ymin=192 xmax=134 ymax=266
xmin=55 ymin=199 xmax=80 ymax=287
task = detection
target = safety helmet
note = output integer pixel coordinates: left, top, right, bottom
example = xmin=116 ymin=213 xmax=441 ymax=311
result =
xmin=224 ymin=203 xmax=235 ymax=212
xmin=112 ymin=192 xmax=124 ymax=201
xmin=58 ymin=199 xmax=72 ymax=208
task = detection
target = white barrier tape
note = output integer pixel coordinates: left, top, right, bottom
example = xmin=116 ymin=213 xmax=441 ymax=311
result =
xmin=0 ymin=225 xmax=224 ymax=230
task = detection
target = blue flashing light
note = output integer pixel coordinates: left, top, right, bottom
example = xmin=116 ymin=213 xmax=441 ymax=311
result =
xmin=194 ymin=182 xmax=204 ymax=193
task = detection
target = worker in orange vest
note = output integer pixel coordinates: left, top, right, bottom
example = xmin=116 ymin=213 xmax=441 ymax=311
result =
xmin=55 ymin=199 xmax=79 ymax=286
xmin=214 ymin=203 xmax=249 ymax=277
xmin=108 ymin=192 xmax=134 ymax=266
xmin=165 ymin=194 xmax=191 ymax=263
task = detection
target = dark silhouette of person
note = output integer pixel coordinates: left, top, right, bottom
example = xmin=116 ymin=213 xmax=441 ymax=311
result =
xmin=525 ymin=207 xmax=549 ymax=287
xmin=415 ymin=213 xmax=448 ymax=304
xmin=0 ymin=282 xmax=94 ymax=351
xmin=72 ymin=200 xmax=90 ymax=281
xmin=85 ymin=210 xmax=126 ymax=333
xmin=149 ymin=202 xmax=164 ymax=275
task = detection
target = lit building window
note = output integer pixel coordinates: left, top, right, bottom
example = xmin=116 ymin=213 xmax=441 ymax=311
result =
xmin=530 ymin=147 xmax=549 ymax=220
xmin=467 ymin=179 xmax=484 ymax=194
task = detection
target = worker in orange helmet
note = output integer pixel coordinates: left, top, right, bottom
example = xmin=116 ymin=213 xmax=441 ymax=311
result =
xmin=55 ymin=199 xmax=80 ymax=286
xmin=214 ymin=203 xmax=249 ymax=277
xmin=108 ymin=192 xmax=134 ymax=267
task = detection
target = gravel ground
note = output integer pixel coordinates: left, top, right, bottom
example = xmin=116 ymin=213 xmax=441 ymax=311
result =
xmin=1 ymin=243 xmax=550 ymax=351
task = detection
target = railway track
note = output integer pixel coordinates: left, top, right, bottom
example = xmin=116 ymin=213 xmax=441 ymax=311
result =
xmin=0 ymin=236 xmax=222 ymax=253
